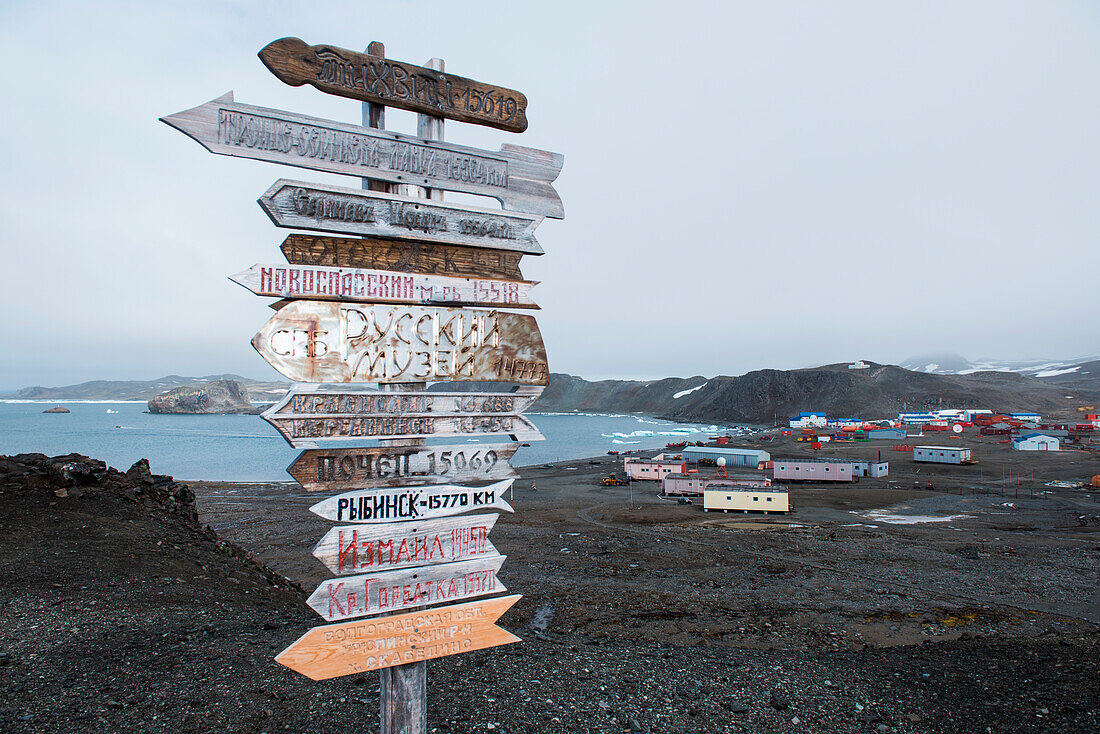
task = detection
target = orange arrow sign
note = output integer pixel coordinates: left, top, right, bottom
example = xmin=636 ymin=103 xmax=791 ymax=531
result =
xmin=276 ymin=594 xmax=521 ymax=680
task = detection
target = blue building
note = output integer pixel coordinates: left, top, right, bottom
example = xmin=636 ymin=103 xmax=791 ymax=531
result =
xmin=681 ymin=446 xmax=771 ymax=469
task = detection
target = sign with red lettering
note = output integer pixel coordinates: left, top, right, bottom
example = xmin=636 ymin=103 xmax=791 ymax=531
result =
xmin=308 ymin=480 xmax=514 ymax=523
xmin=261 ymin=387 xmax=544 ymax=447
xmin=252 ymin=301 xmax=549 ymax=385
xmin=312 ymin=514 xmax=499 ymax=576
xmin=230 ymin=262 xmax=538 ymax=308
xmin=307 ymin=555 xmax=506 ymax=622
xmin=275 ymin=594 xmax=522 ymax=680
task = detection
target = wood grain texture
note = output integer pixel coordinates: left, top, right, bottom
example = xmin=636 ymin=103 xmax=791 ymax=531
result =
xmin=308 ymin=480 xmax=514 ymax=523
xmin=290 ymin=446 xmax=518 ymax=493
xmin=258 ymin=178 xmax=544 ymax=254
xmin=258 ymin=38 xmax=529 ymax=133
xmin=275 ymin=595 xmax=521 ymax=681
xmin=281 ymin=234 xmax=525 ymax=282
xmin=306 ymin=555 xmax=506 ymax=621
xmin=160 ymin=94 xmax=563 ymax=217
xmin=252 ymin=302 xmax=549 ymax=385
xmin=312 ymin=514 xmax=500 ymax=575
xmin=229 ymin=262 xmax=538 ymax=309
xmin=262 ymin=387 xmax=544 ymax=447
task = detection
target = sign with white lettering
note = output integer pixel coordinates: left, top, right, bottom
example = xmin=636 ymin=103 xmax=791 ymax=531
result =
xmin=229 ymin=262 xmax=538 ymax=309
xmin=275 ymin=594 xmax=522 ymax=680
xmin=289 ymin=446 xmax=518 ymax=492
xmin=259 ymin=37 xmax=529 ymax=133
xmin=161 ymin=94 xmax=562 ymax=217
xmin=262 ymin=387 xmax=544 ymax=447
xmin=307 ymin=555 xmax=506 ymax=622
xmin=259 ymin=179 xmax=544 ymax=254
xmin=312 ymin=514 xmax=499 ymax=575
xmin=308 ymin=480 xmax=514 ymax=523
xmin=252 ymin=301 xmax=549 ymax=385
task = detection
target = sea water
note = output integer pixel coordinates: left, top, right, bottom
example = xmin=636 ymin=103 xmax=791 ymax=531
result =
xmin=0 ymin=401 xmax=746 ymax=481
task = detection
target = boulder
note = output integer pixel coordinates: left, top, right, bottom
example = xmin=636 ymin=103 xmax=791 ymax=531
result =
xmin=147 ymin=379 xmax=259 ymax=415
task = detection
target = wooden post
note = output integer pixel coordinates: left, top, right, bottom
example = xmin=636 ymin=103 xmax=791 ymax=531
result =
xmin=367 ymin=51 xmax=447 ymax=734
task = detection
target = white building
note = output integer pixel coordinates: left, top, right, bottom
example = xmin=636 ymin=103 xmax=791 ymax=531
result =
xmin=898 ymin=412 xmax=936 ymax=424
xmin=848 ymin=360 xmax=870 ymax=370
xmin=913 ymin=446 xmax=973 ymax=464
xmin=789 ymin=411 xmax=828 ymax=429
xmin=1012 ymin=433 xmax=1060 ymax=451
xmin=963 ymin=409 xmax=993 ymax=422
xmin=851 ymin=460 xmax=890 ymax=478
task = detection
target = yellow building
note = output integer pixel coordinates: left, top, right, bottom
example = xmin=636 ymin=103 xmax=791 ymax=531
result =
xmin=703 ymin=487 xmax=789 ymax=514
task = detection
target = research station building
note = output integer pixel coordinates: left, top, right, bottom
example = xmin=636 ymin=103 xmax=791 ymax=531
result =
xmin=913 ymin=446 xmax=973 ymax=464
xmin=773 ymin=457 xmax=854 ymax=482
xmin=1012 ymin=433 xmax=1061 ymax=451
xmin=680 ymin=446 xmax=771 ymax=469
xmin=662 ymin=473 xmax=771 ymax=497
xmin=704 ymin=486 xmax=790 ymax=514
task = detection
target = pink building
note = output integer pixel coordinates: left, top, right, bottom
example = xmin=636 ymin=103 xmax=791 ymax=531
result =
xmin=773 ymin=458 xmax=854 ymax=483
xmin=624 ymin=457 xmax=685 ymax=481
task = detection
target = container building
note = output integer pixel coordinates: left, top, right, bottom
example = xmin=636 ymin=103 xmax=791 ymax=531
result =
xmin=866 ymin=427 xmax=906 ymax=440
xmin=704 ymin=487 xmax=790 ymax=514
xmin=1012 ymin=433 xmax=1061 ymax=451
xmin=913 ymin=446 xmax=972 ymax=464
xmin=623 ymin=457 xmax=685 ymax=481
xmin=662 ymin=473 xmax=771 ymax=496
xmin=681 ymin=446 xmax=771 ymax=469
xmin=1008 ymin=412 xmax=1042 ymax=424
xmin=773 ymin=457 xmax=854 ymax=482
xmin=851 ymin=460 xmax=890 ymax=478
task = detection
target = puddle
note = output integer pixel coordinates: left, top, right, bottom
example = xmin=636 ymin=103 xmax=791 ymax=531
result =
xmin=861 ymin=509 xmax=973 ymax=524
xmin=529 ymin=602 xmax=554 ymax=631
xmin=706 ymin=521 xmax=808 ymax=530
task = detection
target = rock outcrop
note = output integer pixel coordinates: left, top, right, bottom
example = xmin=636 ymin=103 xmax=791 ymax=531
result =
xmin=147 ymin=379 xmax=259 ymax=415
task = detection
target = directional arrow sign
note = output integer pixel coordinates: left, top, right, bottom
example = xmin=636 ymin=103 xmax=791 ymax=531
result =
xmin=307 ymin=555 xmax=506 ymax=622
xmin=290 ymin=446 xmax=518 ymax=493
xmin=258 ymin=179 xmax=544 ymax=254
xmin=309 ymin=480 xmax=514 ymax=523
xmin=312 ymin=514 xmax=500 ymax=575
xmin=161 ymin=94 xmax=562 ymax=217
xmin=261 ymin=387 xmax=544 ymax=447
xmin=258 ymin=37 xmax=529 ymax=133
xmin=275 ymin=594 xmax=522 ymax=680
xmin=280 ymin=234 xmax=526 ymax=282
xmin=229 ymin=263 xmax=538 ymax=309
xmin=252 ymin=302 xmax=549 ymax=385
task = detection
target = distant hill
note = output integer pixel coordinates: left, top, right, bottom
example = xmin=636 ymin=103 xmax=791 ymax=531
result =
xmin=12 ymin=375 xmax=289 ymax=402
xmin=531 ymin=361 xmax=1100 ymax=424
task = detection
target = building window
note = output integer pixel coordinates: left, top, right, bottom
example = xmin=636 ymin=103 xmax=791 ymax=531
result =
xmin=766 ymin=497 xmax=772 ymax=502
xmin=753 ymin=497 xmax=759 ymax=501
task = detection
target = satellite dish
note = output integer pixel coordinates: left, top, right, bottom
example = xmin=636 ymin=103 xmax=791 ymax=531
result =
xmin=717 ymin=457 xmax=726 ymax=467
xmin=952 ymin=424 xmax=963 ymax=433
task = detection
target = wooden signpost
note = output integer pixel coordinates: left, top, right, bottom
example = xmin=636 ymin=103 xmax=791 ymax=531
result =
xmin=289 ymin=447 xmax=518 ymax=492
xmin=307 ymin=555 xmax=506 ymax=622
xmin=312 ymin=514 xmax=499 ymax=574
xmin=258 ymin=179 xmax=544 ymax=253
xmin=161 ymin=94 xmax=562 ymax=217
xmin=280 ymin=234 xmax=525 ymax=281
xmin=308 ymin=481 xmax=514 ymax=523
xmin=166 ymin=34 xmax=562 ymax=734
xmin=229 ymin=262 xmax=538 ymax=308
xmin=258 ymin=38 xmax=529 ymax=133
xmin=261 ymin=387 xmax=544 ymax=446
xmin=275 ymin=594 xmax=521 ymax=681
xmin=252 ymin=301 xmax=549 ymax=385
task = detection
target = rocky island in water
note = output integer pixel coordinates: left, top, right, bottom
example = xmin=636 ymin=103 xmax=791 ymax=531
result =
xmin=147 ymin=379 xmax=261 ymax=415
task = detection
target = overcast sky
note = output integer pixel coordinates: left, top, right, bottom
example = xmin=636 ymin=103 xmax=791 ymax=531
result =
xmin=2 ymin=1 xmax=1098 ymax=388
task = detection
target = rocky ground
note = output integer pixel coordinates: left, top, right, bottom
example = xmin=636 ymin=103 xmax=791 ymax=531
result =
xmin=1 ymin=450 xmax=1097 ymax=733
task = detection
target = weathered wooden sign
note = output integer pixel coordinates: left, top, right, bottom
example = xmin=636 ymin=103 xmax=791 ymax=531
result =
xmin=307 ymin=555 xmax=506 ymax=622
xmin=230 ymin=262 xmax=537 ymax=309
xmin=281 ymin=234 xmax=525 ymax=282
xmin=259 ymin=179 xmax=544 ymax=254
xmin=313 ymin=514 xmax=499 ymax=575
xmin=252 ymin=302 xmax=549 ymax=385
xmin=290 ymin=446 xmax=518 ymax=493
xmin=161 ymin=94 xmax=562 ymax=217
xmin=262 ymin=387 xmax=544 ymax=447
xmin=275 ymin=594 xmax=522 ymax=681
xmin=259 ymin=38 xmax=529 ymax=133
xmin=309 ymin=480 xmax=514 ymax=523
